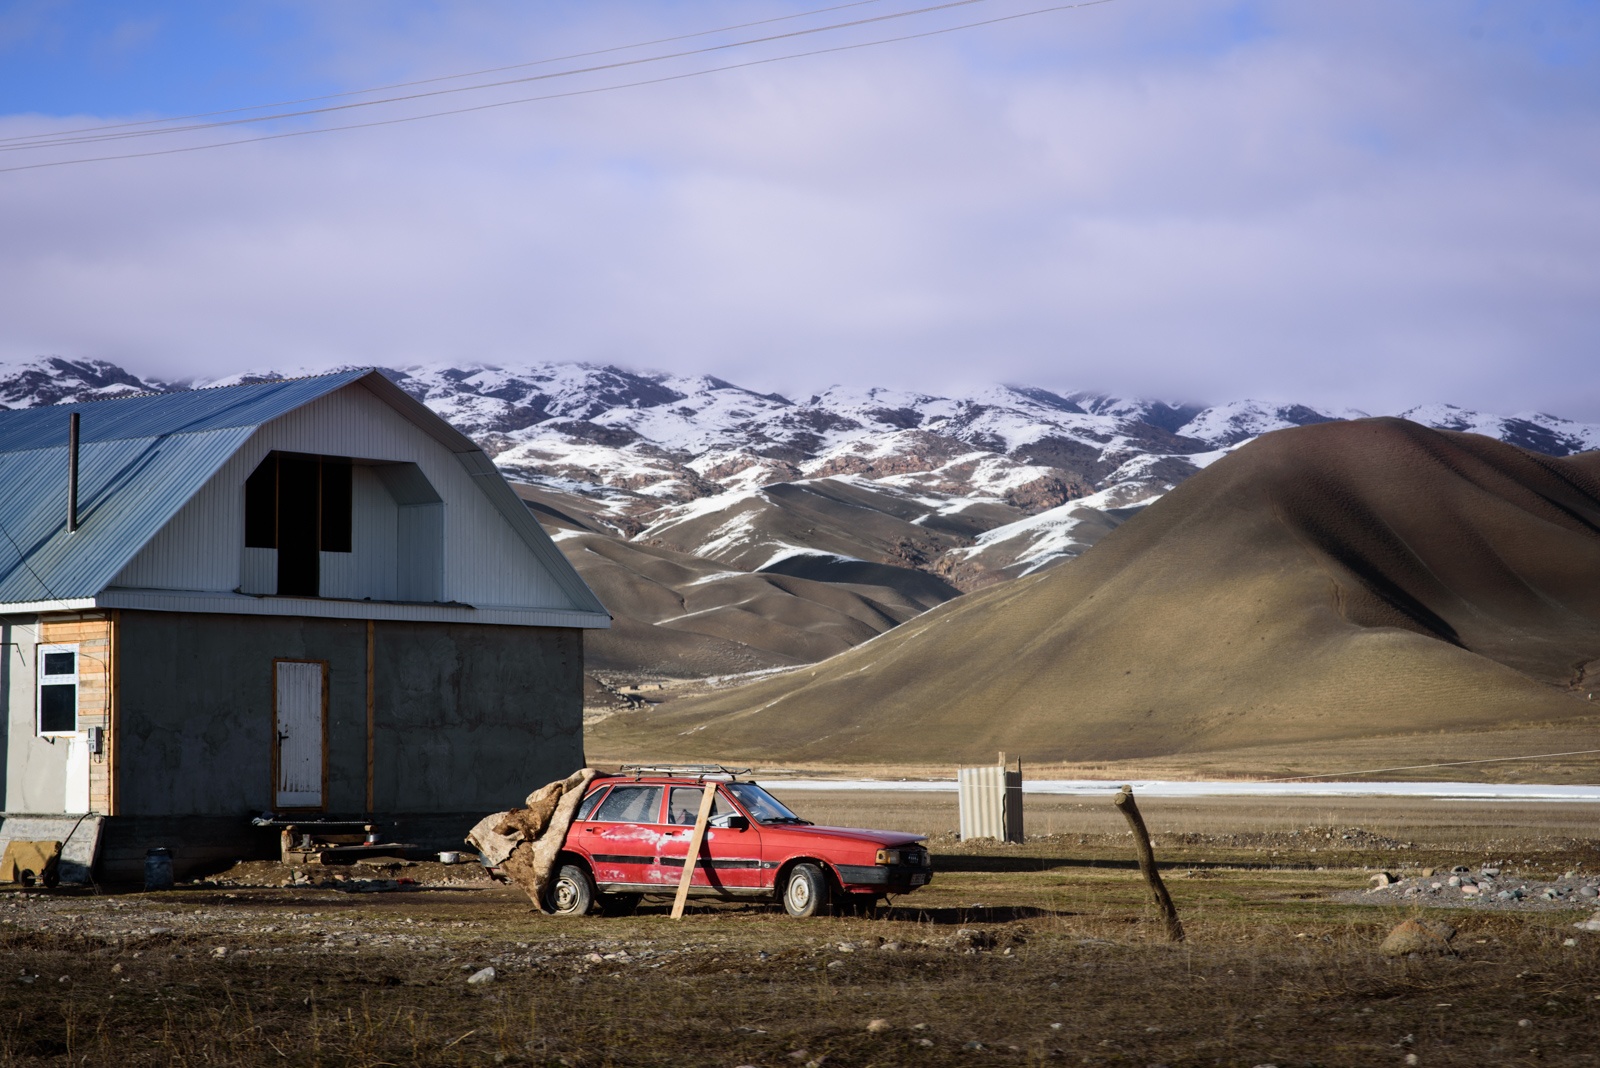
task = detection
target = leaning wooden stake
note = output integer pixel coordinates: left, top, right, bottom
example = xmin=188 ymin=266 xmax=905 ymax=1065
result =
xmin=1113 ymin=783 xmax=1185 ymax=942
xmin=670 ymin=783 xmax=719 ymax=920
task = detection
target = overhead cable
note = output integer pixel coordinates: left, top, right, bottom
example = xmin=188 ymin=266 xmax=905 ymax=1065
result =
xmin=0 ymin=0 xmax=891 ymax=147
xmin=2 ymin=0 xmax=993 ymax=153
xmin=0 ymin=0 xmax=1117 ymax=174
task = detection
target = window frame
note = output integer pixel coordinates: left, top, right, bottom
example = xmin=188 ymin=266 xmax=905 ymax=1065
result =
xmin=36 ymin=642 xmax=80 ymax=738
xmin=589 ymin=784 xmax=665 ymax=825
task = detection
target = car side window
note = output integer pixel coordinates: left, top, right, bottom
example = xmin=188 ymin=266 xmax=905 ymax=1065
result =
xmin=576 ymin=786 xmax=610 ymax=821
xmin=667 ymin=786 xmax=725 ymax=825
xmin=591 ymin=784 xmax=664 ymax=824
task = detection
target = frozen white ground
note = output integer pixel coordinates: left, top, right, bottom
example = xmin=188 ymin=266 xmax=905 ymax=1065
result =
xmin=764 ymin=779 xmax=1600 ymax=802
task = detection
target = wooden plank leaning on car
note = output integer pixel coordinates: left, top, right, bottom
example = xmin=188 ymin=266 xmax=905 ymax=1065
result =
xmin=670 ymin=783 xmax=719 ymax=920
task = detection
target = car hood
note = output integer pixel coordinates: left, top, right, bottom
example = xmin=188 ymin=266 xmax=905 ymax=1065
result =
xmin=768 ymin=824 xmax=926 ymax=847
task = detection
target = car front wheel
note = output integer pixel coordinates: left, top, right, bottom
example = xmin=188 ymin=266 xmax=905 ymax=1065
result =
xmin=547 ymin=862 xmax=596 ymax=916
xmin=782 ymin=862 xmax=830 ymax=919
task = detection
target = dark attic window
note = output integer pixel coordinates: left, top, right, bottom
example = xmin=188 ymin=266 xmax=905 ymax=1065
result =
xmin=243 ymin=453 xmax=355 ymax=559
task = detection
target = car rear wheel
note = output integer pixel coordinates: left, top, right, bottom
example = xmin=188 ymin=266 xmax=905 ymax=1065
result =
xmin=547 ymin=863 xmax=596 ymax=916
xmin=782 ymin=862 xmax=830 ymax=919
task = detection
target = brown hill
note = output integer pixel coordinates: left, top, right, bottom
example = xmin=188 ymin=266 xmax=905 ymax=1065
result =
xmin=508 ymin=481 xmax=951 ymax=694
xmin=587 ymin=419 xmax=1600 ymax=764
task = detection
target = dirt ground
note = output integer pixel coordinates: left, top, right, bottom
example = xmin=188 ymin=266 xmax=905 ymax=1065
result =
xmin=2 ymin=794 xmax=1598 ymax=1067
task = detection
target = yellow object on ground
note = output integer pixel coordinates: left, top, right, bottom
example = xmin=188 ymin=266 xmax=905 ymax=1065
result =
xmin=0 ymin=840 xmax=62 ymax=885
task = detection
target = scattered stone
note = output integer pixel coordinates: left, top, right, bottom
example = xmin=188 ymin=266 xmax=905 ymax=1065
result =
xmin=466 ymin=967 xmax=496 ymax=985
xmin=1572 ymin=918 xmax=1600 ymax=933
xmin=110 ymin=963 xmax=123 ymax=974
xmin=1452 ymin=866 xmax=1470 ymax=874
xmin=955 ymin=928 xmax=997 ymax=950
xmin=1050 ymin=1023 xmax=1063 ymax=1030
xmin=1482 ymin=868 xmax=1500 ymax=878
xmin=917 ymin=1038 xmax=934 ymax=1047
xmin=584 ymin=952 xmax=604 ymax=964
xmin=1405 ymin=1055 xmax=1419 ymax=1066
xmin=1578 ymin=886 xmax=1598 ymax=899
xmin=1447 ymin=876 xmax=1461 ymax=887
xmin=879 ymin=941 xmax=903 ymax=952
xmin=1381 ymin=919 xmax=1457 ymax=957
xmin=787 ymin=1051 xmax=809 ymax=1062
xmin=1420 ymin=868 xmax=1435 ymax=878
xmin=826 ymin=960 xmax=844 ymax=970
xmin=1518 ymin=1019 xmax=1532 ymax=1028
xmin=211 ymin=947 xmax=228 ymax=958
xmin=1371 ymin=872 xmax=1397 ymax=888
xmin=1461 ymin=885 xmax=1481 ymax=898
xmin=866 ymin=1019 xmax=891 ymax=1033
xmin=1564 ymin=938 xmax=1578 ymax=947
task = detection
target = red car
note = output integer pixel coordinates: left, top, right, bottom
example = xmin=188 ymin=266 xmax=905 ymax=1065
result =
xmin=548 ymin=765 xmax=932 ymax=918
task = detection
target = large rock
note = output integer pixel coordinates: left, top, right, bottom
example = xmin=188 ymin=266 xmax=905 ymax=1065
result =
xmin=1380 ymin=919 xmax=1457 ymax=957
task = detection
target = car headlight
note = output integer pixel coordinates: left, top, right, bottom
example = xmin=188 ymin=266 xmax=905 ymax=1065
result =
xmin=875 ymin=848 xmax=901 ymax=866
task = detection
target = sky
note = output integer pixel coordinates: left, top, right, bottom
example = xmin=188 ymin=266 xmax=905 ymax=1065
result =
xmin=1 ymin=0 xmax=1598 ymax=419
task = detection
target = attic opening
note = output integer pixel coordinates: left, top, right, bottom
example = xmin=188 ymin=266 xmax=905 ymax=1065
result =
xmin=242 ymin=452 xmax=443 ymax=602
xmin=245 ymin=453 xmax=353 ymax=596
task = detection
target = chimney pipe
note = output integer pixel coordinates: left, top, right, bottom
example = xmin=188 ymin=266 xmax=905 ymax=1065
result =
xmin=67 ymin=411 xmax=80 ymax=533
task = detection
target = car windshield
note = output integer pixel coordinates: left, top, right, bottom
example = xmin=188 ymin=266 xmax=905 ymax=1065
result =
xmin=726 ymin=782 xmax=809 ymax=825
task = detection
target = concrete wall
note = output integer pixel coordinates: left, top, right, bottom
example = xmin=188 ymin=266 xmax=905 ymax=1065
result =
xmin=0 ymin=616 xmax=67 ymax=812
xmin=114 ymin=610 xmax=583 ymax=818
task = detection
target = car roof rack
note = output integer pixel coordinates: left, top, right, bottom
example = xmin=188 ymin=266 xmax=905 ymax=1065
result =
xmin=618 ymin=763 xmax=752 ymax=781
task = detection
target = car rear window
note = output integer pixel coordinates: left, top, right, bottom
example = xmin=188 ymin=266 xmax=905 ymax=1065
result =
xmin=591 ymin=784 xmax=664 ymax=824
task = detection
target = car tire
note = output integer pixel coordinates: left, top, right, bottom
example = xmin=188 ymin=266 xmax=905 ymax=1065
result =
xmin=782 ymin=862 xmax=830 ymax=919
xmin=546 ymin=862 xmax=596 ymax=916
xmin=599 ymin=891 xmax=643 ymax=917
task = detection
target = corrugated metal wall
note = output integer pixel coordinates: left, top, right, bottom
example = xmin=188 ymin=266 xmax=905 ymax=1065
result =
xmin=958 ymin=763 xmax=1024 ymax=842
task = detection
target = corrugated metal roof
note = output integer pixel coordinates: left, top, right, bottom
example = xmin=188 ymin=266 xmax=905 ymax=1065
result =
xmin=0 ymin=370 xmax=372 ymax=452
xmin=0 ymin=370 xmax=607 ymax=618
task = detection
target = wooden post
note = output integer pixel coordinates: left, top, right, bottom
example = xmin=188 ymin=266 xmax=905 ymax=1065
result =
xmin=1113 ymin=784 xmax=1184 ymax=942
xmin=670 ymin=783 xmax=718 ymax=920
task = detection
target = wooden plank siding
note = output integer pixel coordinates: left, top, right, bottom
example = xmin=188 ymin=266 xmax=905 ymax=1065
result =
xmin=40 ymin=612 xmax=116 ymax=815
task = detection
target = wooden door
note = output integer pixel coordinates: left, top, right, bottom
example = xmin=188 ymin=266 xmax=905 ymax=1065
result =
xmin=274 ymin=660 xmax=326 ymax=809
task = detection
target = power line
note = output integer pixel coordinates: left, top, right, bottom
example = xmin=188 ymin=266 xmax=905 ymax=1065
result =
xmin=1 ymin=0 xmax=992 ymax=153
xmin=0 ymin=0 xmax=1117 ymax=173
xmin=0 ymin=0 xmax=892 ymax=147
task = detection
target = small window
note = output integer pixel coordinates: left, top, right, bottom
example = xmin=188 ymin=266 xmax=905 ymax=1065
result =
xmin=667 ymin=786 xmax=726 ymax=825
xmin=591 ymin=785 xmax=664 ymax=824
xmin=37 ymin=643 xmax=79 ymax=736
xmin=244 ymin=456 xmax=277 ymax=548
xmin=320 ymin=460 xmax=352 ymax=553
xmin=576 ymin=787 xmax=610 ymax=822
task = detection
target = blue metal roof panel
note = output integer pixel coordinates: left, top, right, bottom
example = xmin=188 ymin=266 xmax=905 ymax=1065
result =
xmin=0 ymin=428 xmax=253 ymax=603
xmin=0 ymin=370 xmax=369 ymax=453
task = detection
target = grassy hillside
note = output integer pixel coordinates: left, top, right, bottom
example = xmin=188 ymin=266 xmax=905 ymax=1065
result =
xmin=587 ymin=419 xmax=1600 ymax=764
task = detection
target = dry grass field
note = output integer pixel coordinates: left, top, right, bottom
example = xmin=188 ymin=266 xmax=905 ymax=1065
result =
xmin=2 ymin=794 xmax=1598 ymax=1067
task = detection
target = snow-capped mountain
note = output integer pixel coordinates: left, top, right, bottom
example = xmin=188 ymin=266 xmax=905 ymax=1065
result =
xmin=7 ymin=355 xmax=1599 ymax=589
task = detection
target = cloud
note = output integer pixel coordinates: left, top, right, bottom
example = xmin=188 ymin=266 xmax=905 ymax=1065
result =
xmin=2 ymin=0 xmax=1598 ymax=418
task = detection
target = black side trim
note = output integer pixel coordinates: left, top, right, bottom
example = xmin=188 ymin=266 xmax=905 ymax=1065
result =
xmin=591 ymin=853 xmax=656 ymax=865
xmin=659 ymin=856 xmax=763 ymax=869
xmin=596 ymin=882 xmax=775 ymax=899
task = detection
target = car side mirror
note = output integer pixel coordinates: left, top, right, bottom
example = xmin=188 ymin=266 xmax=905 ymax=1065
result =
xmin=710 ymin=813 xmax=749 ymax=831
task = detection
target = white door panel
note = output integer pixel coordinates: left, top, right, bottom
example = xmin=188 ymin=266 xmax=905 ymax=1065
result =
xmin=64 ymin=738 xmax=90 ymax=814
xmin=275 ymin=661 xmax=325 ymax=808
